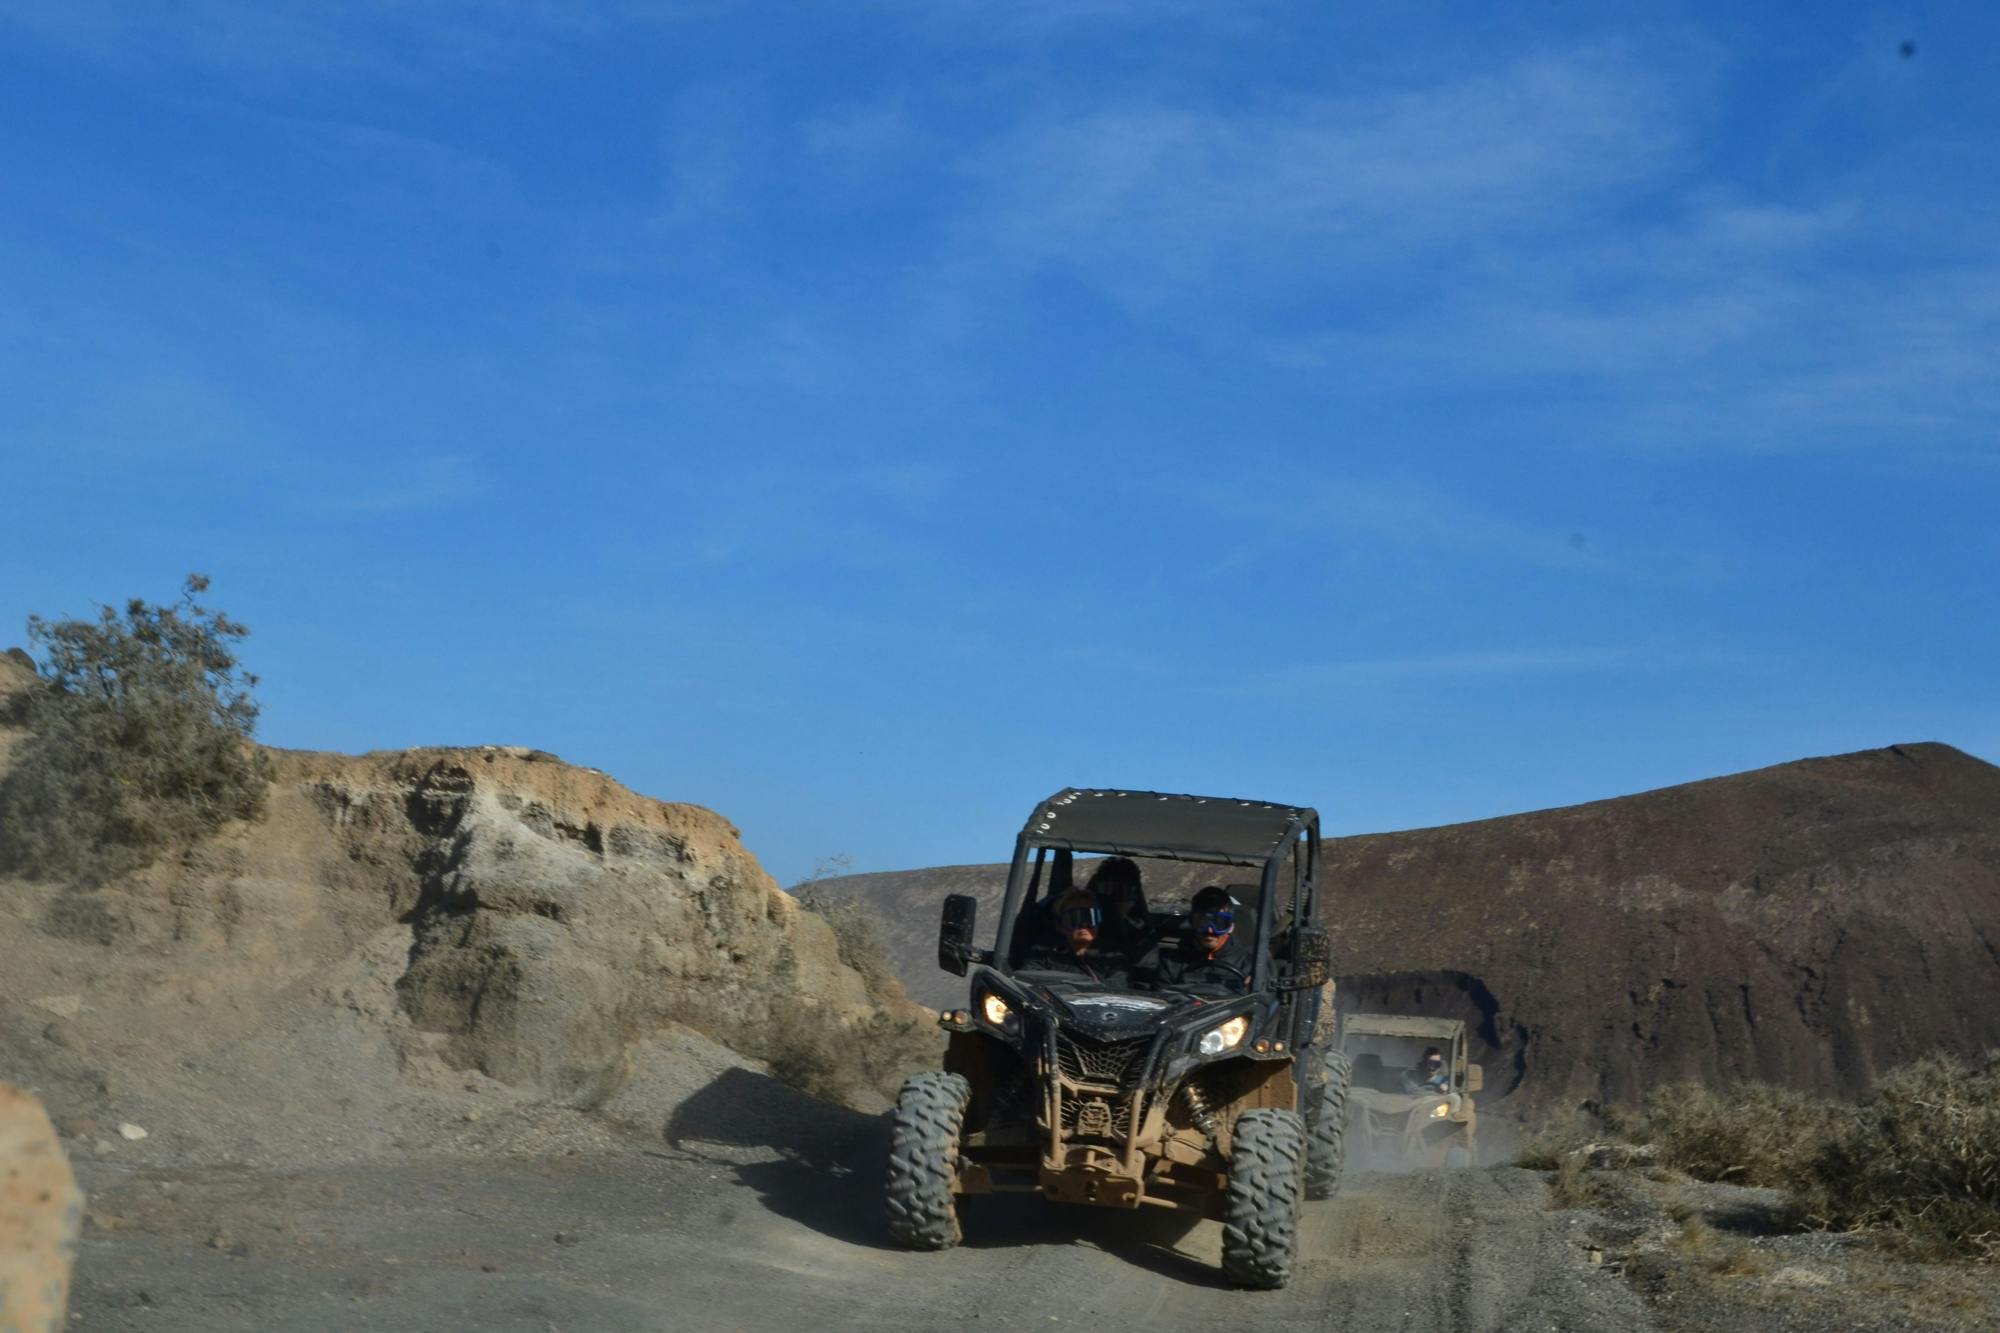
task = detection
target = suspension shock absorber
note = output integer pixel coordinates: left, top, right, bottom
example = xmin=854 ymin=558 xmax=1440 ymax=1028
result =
xmin=1178 ymin=1080 xmax=1219 ymax=1138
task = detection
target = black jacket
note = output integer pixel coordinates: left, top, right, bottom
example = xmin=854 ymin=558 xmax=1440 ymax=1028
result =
xmin=1402 ymin=1065 xmax=1450 ymax=1095
xmin=1153 ymin=929 xmax=1254 ymax=991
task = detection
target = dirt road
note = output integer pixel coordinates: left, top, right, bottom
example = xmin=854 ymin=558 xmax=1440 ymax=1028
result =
xmin=66 ymin=1066 xmax=1648 ymax=1332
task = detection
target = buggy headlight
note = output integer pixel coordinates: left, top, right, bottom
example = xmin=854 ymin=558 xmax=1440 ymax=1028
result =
xmin=1197 ymin=1015 xmax=1250 ymax=1056
xmin=1430 ymin=1101 xmax=1452 ymax=1119
xmin=980 ymin=992 xmax=1017 ymax=1032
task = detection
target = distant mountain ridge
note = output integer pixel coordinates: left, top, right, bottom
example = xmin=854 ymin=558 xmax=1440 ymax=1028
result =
xmin=811 ymin=743 xmax=2000 ymax=1110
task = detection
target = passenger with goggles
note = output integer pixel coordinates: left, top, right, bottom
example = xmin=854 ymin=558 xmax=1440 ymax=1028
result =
xmin=1021 ymin=888 xmax=1123 ymax=982
xmin=1154 ymin=885 xmax=1253 ymax=990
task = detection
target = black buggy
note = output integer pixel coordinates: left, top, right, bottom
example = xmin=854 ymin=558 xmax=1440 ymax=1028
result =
xmin=884 ymin=788 xmax=1351 ymax=1289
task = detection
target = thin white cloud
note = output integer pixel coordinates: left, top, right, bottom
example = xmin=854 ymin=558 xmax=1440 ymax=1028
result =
xmin=956 ymin=49 xmax=1684 ymax=304
xmin=1262 ymin=186 xmax=2000 ymax=452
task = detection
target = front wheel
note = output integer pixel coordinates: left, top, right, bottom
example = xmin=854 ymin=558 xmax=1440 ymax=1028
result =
xmin=1304 ymin=1049 xmax=1351 ymax=1201
xmin=885 ymin=1070 xmax=970 ymax=1250
xmin=1222 ymin=1108 xmax=1306 ymax=1289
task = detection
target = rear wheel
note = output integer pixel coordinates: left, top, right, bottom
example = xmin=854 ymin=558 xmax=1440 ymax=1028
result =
xmin=886 ymin=1071 xmax=970 ymax=1250
xmin=1304 ymin=1049 xmax=1351 ymax=1200
xmin=1222 ymin=1108 xmax=1306 ymax=1289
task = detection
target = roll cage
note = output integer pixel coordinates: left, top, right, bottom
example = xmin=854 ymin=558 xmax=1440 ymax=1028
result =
xmin=988 ymin=788 xmax=1322 ymax=993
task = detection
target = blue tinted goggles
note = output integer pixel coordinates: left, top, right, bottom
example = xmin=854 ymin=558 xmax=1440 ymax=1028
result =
xmin=1193 ymin=909 xmax=1234 ymax=934
xmin=1060 ymin=905 xmax=1102 ymax=930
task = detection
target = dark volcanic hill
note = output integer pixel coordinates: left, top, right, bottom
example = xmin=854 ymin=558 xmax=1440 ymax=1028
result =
xmin=813 ymin=743 xmax=2000 ymax=1111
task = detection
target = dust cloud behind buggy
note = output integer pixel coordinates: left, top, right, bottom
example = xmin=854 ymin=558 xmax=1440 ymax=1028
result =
xmin=1340 ymin=1013 xmax=1482 ymax=1170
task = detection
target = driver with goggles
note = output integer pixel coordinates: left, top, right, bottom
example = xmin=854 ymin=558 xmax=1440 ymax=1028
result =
xmin=1403 ymin=1046 xmax=1451 ymax=1095
xmin=1154 ymin=885 xmax=1253 ymax=990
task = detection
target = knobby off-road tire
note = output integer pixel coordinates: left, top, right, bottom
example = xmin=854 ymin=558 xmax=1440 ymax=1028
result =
xmin=1304 ymin=1049 xmax=1351 ymax=1201
xmin=1222 ymin=1108 xmax=1307 ymax=1289
xmin=885 ymin=1070 xmax=971 ymax=1250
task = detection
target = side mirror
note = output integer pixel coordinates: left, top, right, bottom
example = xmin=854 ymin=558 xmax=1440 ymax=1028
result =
xmin=938 ymin=894 xmax=978 ymax=976
xmin=1281 ymin=925 xmax=1331 ymax=991
xmin=1465 ymin=1063 xmax=1484 ymax=1093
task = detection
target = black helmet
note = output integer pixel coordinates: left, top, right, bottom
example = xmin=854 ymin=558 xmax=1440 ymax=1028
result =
xmin=1086 ymin=857 xmax=1146 ymax=911
xmin=1190 ymin=885 xmax=1238 ymax=914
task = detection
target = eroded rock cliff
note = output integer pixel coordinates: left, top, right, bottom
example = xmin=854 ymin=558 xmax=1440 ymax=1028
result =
xmin=0 ymin=658 xmax=920 ymax=1165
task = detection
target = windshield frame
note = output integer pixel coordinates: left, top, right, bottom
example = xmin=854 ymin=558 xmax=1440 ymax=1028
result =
xmin=989 ymin=816 xmax=1314 ymax=993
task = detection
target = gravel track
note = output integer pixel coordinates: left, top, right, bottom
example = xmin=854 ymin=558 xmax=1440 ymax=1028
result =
xmin=67 ymin=1071 xmax=1651 ymax=1332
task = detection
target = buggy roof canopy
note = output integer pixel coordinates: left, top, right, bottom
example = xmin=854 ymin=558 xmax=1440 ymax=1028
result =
xmin=1023 ymin=788 xmax=1314 ymax=864
xmin=1343 ymin=1014 xmax=1466 ymax=1040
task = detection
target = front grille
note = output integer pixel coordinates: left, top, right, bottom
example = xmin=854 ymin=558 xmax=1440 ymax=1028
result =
xmin=1060 ymin=1092 xmax=1123 ymax=1138
xmin=1055 ymin=1031 xmax=1150 ymax=1089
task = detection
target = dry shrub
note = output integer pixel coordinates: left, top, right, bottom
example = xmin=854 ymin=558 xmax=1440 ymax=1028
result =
xmin=1671 ymin=1215 xmax=1770 ymax=1277
xmin=793 ymin=885 xmax=905 ymax=1004
xmin=766 ymin=859 xmax=943 ymax=1107
xmin=1548 ymin=1151 xmax=1603 ymax=1210
xmin=1802 ymin=1053 xmax=2000 ymax=1261
xmin=759 ymin=1005 xmax=943 ymax=1108
xmin=1636 ymin=1054 xmax=2000 ymax=1262
xmin=0 ymin=576 xmax=269 ymax=885
xmin=1515 ymin=1112 xmax=1598 ymax=1170
xmin=1639 ymin=1080 xmax=1844 ymax=1187
xmin=1513 ymin=1138 xmax=1566 ymax=1171
xmin=1520 ymin=1120 xmax=1600 ymax=1160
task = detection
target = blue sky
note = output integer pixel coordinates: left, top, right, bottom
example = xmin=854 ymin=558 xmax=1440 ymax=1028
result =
xmin=2 ymin=2 xmax=1994 ymax=886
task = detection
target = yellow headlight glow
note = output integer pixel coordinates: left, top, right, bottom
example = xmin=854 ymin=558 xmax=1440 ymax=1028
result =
xmin=1198 ymin=1015 xmax=1251 ymax=1055
xmin=981 ymin=993 xmax=1012 ymax=1027
xmin=1430 ymin=1101 xmax=1452 ymax=1119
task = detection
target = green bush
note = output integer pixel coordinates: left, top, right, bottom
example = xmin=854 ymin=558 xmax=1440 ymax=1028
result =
xmin=0 ymin=575 xmax=270 ymax=885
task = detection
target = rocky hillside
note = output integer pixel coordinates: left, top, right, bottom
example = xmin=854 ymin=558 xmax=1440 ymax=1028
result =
xmin=0 ymin=656 xmax=920 ymax=1167
xmin=816 ymin=744 xmax=2000 ymax=1111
